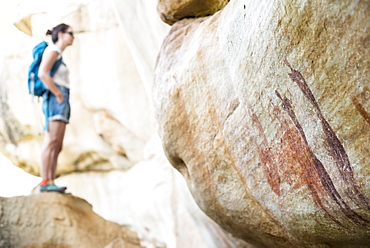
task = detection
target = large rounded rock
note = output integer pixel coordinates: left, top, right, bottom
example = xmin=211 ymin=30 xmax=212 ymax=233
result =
xmin=153 ymin=0 xmax=370 ymax=247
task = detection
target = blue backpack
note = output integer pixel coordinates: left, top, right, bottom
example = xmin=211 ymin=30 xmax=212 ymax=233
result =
xmin=28 ymin=41 xmax=63 ymax=97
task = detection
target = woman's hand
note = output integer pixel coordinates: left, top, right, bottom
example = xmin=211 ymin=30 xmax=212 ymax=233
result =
xmin=56 ymin=92 xmax=64 ymax=104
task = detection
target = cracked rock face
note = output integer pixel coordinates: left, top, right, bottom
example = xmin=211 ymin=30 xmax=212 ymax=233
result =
xmin=153 ymin=0 xmax=370 ymax=247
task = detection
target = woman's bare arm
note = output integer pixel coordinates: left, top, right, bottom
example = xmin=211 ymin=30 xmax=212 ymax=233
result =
xmin=38 ymin=51 xmax=64 ymax=103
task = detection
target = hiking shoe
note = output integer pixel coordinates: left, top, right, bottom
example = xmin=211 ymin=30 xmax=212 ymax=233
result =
xmin=40 ymin=183 xmax=67 ymax=193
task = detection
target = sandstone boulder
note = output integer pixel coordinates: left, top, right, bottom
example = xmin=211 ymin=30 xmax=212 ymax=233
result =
xmin=0 ymin=193 xmax=143 ymax=248
xmin=157 ymin=0 xmax=229 ymax=25
xmin=153 ymin=0 xmax=370 ymax=247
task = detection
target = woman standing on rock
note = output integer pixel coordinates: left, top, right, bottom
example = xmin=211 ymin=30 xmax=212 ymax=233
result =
xmin=38 ymin=23 xmax=74 ymax=193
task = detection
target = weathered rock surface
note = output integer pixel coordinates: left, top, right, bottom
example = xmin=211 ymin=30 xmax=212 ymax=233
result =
xmin=157 ymin=0 xmax=229 ymax=25
xmin=0 ymin=1 xmax=251 ymax=247
xmin=0 ymin=193 xmax=143 ymax=248
xmin=154 ymin=0 xmax=370 ymax=247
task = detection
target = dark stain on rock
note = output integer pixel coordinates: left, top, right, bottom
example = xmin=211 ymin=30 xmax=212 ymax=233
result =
xmin=0 ymin=96 xmax=22 ymax=145
xmin=275 ymin=60 xmax=370 ymax=227
xmin=274 ymin=92 xmax=340 ymax=224
xmin=245 ymin=100 xmax=281 ymax=196
xmin=275 ymin=90 xmax=368 ymax=228
xmin=363 ymin=35 xmax=370 ymax=48
xmin=350 ymin=94 xmax=370 ymax=126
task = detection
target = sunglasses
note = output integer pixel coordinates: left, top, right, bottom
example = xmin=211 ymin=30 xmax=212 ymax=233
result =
xmin=65 ymin=31 xmax=74 ymax=37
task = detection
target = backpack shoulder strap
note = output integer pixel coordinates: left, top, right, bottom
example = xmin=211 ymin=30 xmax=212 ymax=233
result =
xmin=50 ymin=57 xmax=63 ymax=76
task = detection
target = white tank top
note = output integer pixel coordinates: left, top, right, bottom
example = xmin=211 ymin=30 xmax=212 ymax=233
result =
xmin=43 ymin=44 xmax=70 ymax=88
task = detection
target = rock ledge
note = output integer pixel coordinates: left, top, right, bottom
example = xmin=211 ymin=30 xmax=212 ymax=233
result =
xmin=0 ymin=193 xmax=143 ymax=248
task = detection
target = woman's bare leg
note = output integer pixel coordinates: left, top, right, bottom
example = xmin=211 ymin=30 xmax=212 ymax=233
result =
xmin=40 ymin=132 xmax=50 ymax=181
xmin=41 ymin=121 xmax=66 ymax=181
